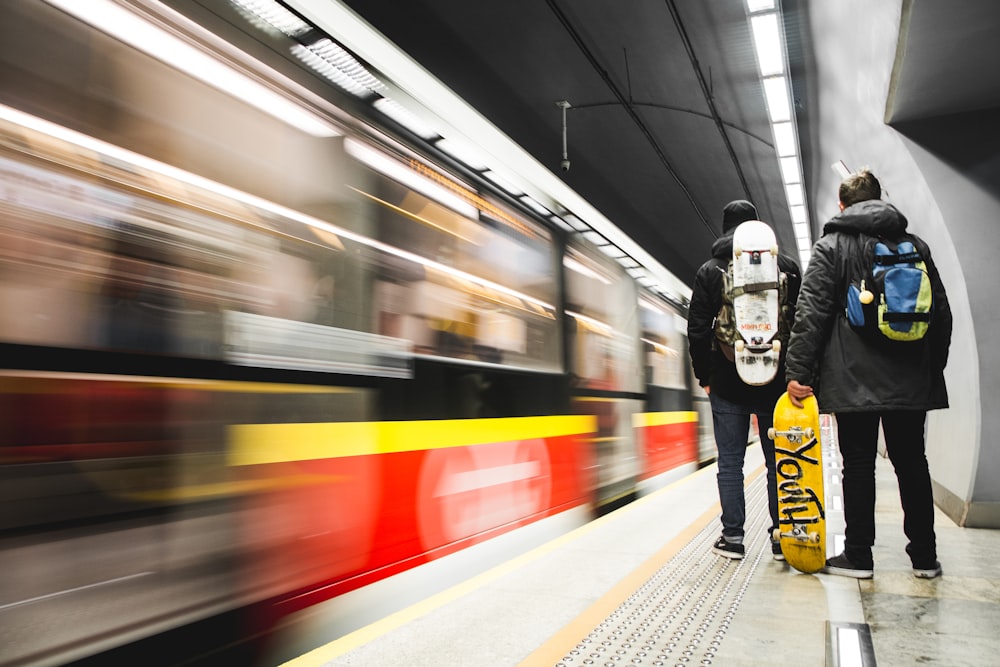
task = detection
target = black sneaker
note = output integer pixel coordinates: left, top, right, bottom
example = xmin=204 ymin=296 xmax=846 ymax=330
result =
xmin=712 ymin=536 xmax=745 ymax=560
xmin=771 ymin=540 xmax=785 ymax=561
xmin=913 ymin=561 xmax=942 ymax=579
xmin=823 ymin=553 xmax=873 ymax=579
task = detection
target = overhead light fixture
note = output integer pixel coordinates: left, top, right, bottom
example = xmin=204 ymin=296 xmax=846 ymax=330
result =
xmin=228 ymin=0 xmax=310 ymax=38
xmin=435 ymin=138 xmax=488 ymax=171
xmin=482 ymin=169 xmax=523 ymax=196
xmin=292 ymin=38 xmax=386 ymax=99
xmin=520 ymin=196 xmax=551 ymax=217
xmin=43 ymin=0 xmax=340 ymax=138
xmin=785 ymin=183 xmax=804 ymax=207
xmin=762 ymin=76 xmax=791 ymax=122
xmin=773 ymin=122 xmax=796 ymax=156
xmin=779 ymin=156 xmax=801 ymax=184
xmin=750 ymin=13 xmax=783 ymax=76
xmin=746 ymin=1 xmax=812 ymax=269
xmin=373 ymin=98 xmax=439 ymax=140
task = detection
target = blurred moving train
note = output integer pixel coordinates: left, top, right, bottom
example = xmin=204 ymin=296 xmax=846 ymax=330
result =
xmin=0 ymin=1 xmax=714 ymax=664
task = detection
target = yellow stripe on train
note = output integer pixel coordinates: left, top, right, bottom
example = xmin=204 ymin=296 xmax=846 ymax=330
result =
xmin=631 ymin=411 xmax=698 ymax=428
xmin=227 ymin=415 xmax=597 ymax=466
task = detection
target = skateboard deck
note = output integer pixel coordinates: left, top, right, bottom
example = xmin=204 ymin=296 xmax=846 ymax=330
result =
xmin=768 ymin=392 xmax=825 ymax=573
xmin=731 ymin=220 xmax=780 ymax=385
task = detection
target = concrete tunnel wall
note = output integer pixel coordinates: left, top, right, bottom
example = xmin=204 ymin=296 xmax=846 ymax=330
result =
xmin=800 ymin=0 xmax=1000 ymax=526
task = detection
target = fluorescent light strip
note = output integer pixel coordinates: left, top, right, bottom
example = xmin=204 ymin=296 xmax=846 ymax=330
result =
xmin=292 ymin=42 xmax=372 ymax=98
xmin=373 ymin=98 xmax=440 ymax=140
xmin=762 ymin=76 xmax=791 ymax=122
xmin=790 ymin=204 xmax=808 ymax=223
xmin=520 ymin=196 xmax=552 ymax=217
xmin=229 ymin=0 xmax=311 ymax=38
xmin=0 ymin=103 xmax=553 ymax=315
xmin=750 ymin=13 xmax=784 ymax=76
xmin=773 ymin=122 xmax=796 ymax=156
xmin=482 ymin=169 xmax=523 ymax=195
xmin=298 ymin=37 xmax=387 ymax=98
xmin=550 ymin=216 xmax=575 ymax=232
xmin=43 ymin=0 xmax=339 ymax=138
xmin=785 ymin=183 xmax=804 ymax=206
xmin=779 ymin=156 xmax=801 ymax=184
xmin=435 ymin=139 xmax=488 ymax=171
xmin=344 ymin=138 xmax=478 ymax=218
xmin=746 ymin=0 xmax=776 ymax=12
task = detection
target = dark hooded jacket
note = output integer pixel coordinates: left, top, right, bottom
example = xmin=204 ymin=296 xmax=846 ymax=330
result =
xmin=785 ymin=199 xmax=951 ymax=412
xmin=688 ymin=201 xmax=802 ymax=405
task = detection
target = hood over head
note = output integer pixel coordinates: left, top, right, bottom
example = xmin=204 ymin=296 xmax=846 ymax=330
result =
xmin=722 ymin=200 xmax=758 ymax=233
xmin=823 ymin=199 xmax=908 ymax=238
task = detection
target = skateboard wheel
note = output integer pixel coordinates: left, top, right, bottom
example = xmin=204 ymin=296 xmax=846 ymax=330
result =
xmin=735 ymin=339 xmax=745 ymax=353
xmin=770 ymin=245 xmax=778 ymax=256
xmin=734 ymin=244 xmax=742 ymax=257
xmin=860 ymin=289 xmax=874 ymax=305
xmin=810 ymin=533 xmax=821 ymax=544
xmin=767 ymin=427 xmax=776 ymax=440
xmin=772 ymin=339 xmax=781 ymax=353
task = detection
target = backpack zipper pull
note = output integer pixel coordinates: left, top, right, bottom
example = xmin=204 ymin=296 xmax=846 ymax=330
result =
xmin=859 ymin=279 xmax=874 ymax=305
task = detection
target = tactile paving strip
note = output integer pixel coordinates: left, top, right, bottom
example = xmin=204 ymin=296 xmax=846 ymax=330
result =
xmin=556 ymin=474 xmax=770 ymax=667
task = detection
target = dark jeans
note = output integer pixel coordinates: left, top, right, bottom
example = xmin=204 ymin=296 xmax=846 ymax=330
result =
xmin=835 ymin=411 xmax=937 ymax=567
xmin=709 ymin=391 xmax=779 ymax=543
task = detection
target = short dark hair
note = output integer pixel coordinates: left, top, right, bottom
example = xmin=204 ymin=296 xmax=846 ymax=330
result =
xmin=839 ymin=168 xmax=881 ymax=208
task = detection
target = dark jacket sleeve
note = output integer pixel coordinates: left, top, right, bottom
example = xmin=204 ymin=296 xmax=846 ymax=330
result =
xmin=687 ymin=263 xmax=720 ymax=388
xmin=785 ymin=236 xmax=841 ymax=387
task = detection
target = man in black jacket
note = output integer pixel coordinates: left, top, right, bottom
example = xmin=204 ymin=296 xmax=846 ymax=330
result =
xmin=786 ymin=169 xmax=952 ymax=579
xmin=688 ymin=200 xmax=801 ymax=561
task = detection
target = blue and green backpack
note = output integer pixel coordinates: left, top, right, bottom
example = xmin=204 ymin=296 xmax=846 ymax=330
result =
xmin=846 ymin=235 xmax=933 ymax=341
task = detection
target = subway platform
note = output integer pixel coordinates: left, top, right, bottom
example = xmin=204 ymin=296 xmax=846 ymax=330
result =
xmin=281 ymin=419 xmax=1000 ymax=667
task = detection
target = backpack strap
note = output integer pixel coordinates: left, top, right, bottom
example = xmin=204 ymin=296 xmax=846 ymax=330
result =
xmin=731 ymin=280 xmax=780 ymax=298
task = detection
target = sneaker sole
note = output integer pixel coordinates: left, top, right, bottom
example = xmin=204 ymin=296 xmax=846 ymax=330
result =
xmin=773 ymin=554 xmax=785 ymax=561
xmin=913 ymin=568 xmax=941 ymax=579
xmin=823 ymin=565 xmax=873 ymax=579
xmin=712 ymin=547 xmax=744 ymax=560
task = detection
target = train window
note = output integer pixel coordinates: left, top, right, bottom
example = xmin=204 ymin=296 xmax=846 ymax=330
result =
xmin=564 ymin=241 xmax=641 ymax=393
xmin=639 ymin=293 xmax=688 ymax=390
xmin=345 ymin=142 xmax=561 ymax=371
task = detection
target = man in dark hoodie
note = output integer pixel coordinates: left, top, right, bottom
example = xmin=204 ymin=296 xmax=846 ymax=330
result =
xmin=688 ymin=200 xmax=801 ymax=561
xmin=786 ymin=169 xmax=952 ymax=579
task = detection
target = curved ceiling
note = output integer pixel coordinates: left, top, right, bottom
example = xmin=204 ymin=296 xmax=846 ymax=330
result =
xmin=327 ymin=0 xmax=804 ymax=289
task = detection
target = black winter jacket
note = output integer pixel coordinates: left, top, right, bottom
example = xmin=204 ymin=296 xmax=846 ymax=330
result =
xmin=785 ymin=199 xmax=952 ymax=412
xmin=688 ymin=229 xmax=802 ymax=405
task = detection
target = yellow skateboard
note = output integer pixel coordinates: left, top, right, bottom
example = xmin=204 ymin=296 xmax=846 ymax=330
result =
xmin=768 ymin=392 xmax=825 ymax=573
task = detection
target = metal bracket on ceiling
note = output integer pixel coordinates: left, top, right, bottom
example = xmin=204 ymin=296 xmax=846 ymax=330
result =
xmin=556 ymin=100 xmax=571 ymax=172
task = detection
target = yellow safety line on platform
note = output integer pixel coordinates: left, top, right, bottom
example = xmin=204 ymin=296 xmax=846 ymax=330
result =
xmin=281 ymin=462 xmax=755 ymax=667
xmin=519 ymin=464 xmax=765 ymax=666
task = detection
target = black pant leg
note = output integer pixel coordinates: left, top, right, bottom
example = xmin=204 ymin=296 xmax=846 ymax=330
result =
xmin=834 ymin=412 xmax=880 ymax=566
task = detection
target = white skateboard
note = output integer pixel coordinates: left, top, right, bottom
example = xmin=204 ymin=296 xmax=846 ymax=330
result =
xmin=731 ymin=220 xmax=780 ymax=385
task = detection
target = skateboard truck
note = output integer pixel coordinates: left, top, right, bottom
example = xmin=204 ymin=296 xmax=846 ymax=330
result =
xmin=734 ymin=339 xmax=780 ymax=353
xmin=772 ymin=525 xmax=822 ymax=544
xmin=766 ymin=425 xmax=814 ymax=442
